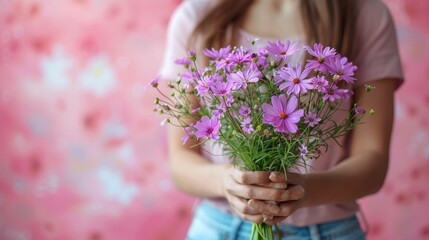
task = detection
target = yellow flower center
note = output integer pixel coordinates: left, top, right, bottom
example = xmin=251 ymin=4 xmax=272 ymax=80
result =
xmin=279 ymin=112 xmax=287 ymax=119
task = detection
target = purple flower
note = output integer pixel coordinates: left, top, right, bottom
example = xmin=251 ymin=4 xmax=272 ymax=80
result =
xmin=181 ymin=126 xmax=195 ymax=145
xmin=322 ymin=85 xmax=343 ymax=102
xmin=304 ymin=112 xmax=321 ymax=127
xmin=195 ymin=116 xmax=222 ymax=140
xmin=355 ymin=106 xmax=366 ymax=115
xmin=325 ymin=55 xmax=357 ymax=83
xmin=148 ymin=75 xmax=161 ymax=88
xmin=266 ymin=40 xmax=299 ymax=62
xmin=262 ymin=95 xmax=304 ymax=133
xmin=188 ymin=50 xmax=196 ymax=57
xmin=211 ymin=80 xmax=234 ymax=97
xmin=298 ymin=144 xmax=308 ymax=157
xmin=338 ymin=88 xmax=353 ymax=100
xmin=256 ymin=48 xmax=269 ymax=68
xmin=305 ymin=43 xmax=336 ymax=72
xmin=279 ymin=64 xmax=314 ymax=94
xmin=221 ymin=96 xmax=235 ymax=108
xmin=230 ymin=47 xmax=252 ymax=65
xmin=229 ymin=66 xmax=262 ymax=89
xmin=196 ymin=75 xmax=216 ymax=96
xmin=213 ymin=104 xmax=226 ymax=118
xmin=174 ymin=58 xmax=192 ymax=66
xmin=311 ymin=76 xmax=329 ymax=92
xmin=241 ymin=117 xmax=254 ymax=134
xmin=216 ymin=54 xmax=234 ymax=72
xmin=274 ymin=67 xmax=290 ymax=84
xmin=203 ymin=46 xmax=231 ymax=60
xmin=239 ymin=105 xmax=251 ymax=116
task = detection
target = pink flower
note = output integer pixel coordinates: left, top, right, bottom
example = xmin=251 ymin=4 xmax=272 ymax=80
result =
xmin=241 ymin=117 xmax=254 ymax=134
xmin=239 ymin=105 xmax=251 ymax=116
xmin=325 ymin=55 xmax=357 ymax=83
xmin=230 ymin=48 xmax=252 ymax=65
xmin=304 ymin=43 xmax=336 ymax=72
xmin=211 ymin=80 xmax=234 ymax=97
xmin=181 ymin=126 xmax=195 ymax=144
xmin=262 ymin=95 xmax=304 ymax=133
xmin=174 ymin=58 xmax=192 ymax=66
xmin=203 ymin=46 xmax=231 ymax=60
xmin=279 ymin=64 xmax=314 ymax=95
xmin=274 ymin=67 xmax=290 ymax=84
xmin=148 ymin=75 xmax=161 ymax=88
xmin=229 ymin=66 xmax=262 ymax=89
xmin=322 ymin=85 xmax=343 ymax=102
xmin=311 ymin=76 xmax=329 ymax=92
xmin=213 ymin=104 xmax=226 ymax=118
xmin=304 ymin=112 xmax=321 ymax=127
xmin=195 ymin=116 xmax=222 ymax=140
xmin=355 ymin=106 xmax=366 ymax=115
xmin=266 ymin=40 xmax=299 ymax=62
xmin=195 ymin=74 xmax=218 ymax=96
xmin=298 ymin=144 xmax=308 ymax=157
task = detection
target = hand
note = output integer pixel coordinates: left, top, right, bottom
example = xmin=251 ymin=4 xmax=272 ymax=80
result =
xmin=221 ymin=166 xmax=289 ymax=223
xmin=248 ymin=172 xmax=306 ymax=224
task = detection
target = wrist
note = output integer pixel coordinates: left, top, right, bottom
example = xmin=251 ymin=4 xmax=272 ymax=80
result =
xmin=215 ymin=163 xmax=232 ymax=197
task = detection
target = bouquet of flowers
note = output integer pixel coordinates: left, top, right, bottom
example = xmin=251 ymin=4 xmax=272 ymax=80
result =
xmin=151 ymin=40 xmax=372 ymax=240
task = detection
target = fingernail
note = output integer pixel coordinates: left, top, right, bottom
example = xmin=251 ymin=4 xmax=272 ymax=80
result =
xmin=273 ymin=183 xmax=287 ymax=189
xmin=269 ymin=172 xmax=279 ymax=179
xmin=247 ymin=199 xmax=256 ymax=208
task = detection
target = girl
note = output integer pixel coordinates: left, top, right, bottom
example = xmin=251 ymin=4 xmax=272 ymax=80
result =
xmin=161 ymin=0 xmax=403 ymax=239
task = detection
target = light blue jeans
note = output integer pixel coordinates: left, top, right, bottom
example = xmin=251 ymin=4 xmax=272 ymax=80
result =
xmin=186 ymin=202 xmax=366 ymax=240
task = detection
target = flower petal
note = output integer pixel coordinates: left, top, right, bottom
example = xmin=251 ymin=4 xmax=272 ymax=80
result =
xmin=284 ymin=120 xmax=298 ymax=133
xmin=271 ymin=95 xmax=284 ymax=113
xmin=262 ymin=103 xmax=279 ymax=116
xmin=285 ymin=96 xmax=298 ymax=114
xmin=288 ymin=109 xmax=304 ymax=123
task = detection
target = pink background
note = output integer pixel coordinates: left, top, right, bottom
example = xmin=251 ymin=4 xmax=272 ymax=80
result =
xmin=0 ymin=0 xmax=428 ymax=239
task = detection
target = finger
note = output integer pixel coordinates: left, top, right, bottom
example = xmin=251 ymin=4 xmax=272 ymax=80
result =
xmin=269 ymin=172 xmax=287 ymax=183
xmin=265 ymin=216 xmax=287 ymax=225
xmin=228 ymin=184 xmax=290 ymax=202
xmin=227 ymin=194 xmax=259 ymax=215
xmin=230 ymin=168 xmax=271 ymax=185
xmin=256 ymin=182 xmax=287 ymax=189
xmin=229 ymin=202 xmax=265 ymax=224
xmin=248 ymin=199 xmax=280 ymax=215
xmin=285 ymin=185 xmax=305 ymax=201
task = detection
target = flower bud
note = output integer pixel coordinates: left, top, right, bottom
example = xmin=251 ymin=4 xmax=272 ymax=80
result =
xmin=365 ymin=84 xmax=375 ymax=93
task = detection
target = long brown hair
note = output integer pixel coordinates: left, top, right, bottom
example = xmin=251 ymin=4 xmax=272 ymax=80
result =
xmin=191 ymin=0 xmax=357 ymax=60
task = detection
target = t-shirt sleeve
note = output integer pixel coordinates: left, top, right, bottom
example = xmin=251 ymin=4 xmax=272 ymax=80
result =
xmin=159 ymin=1 xmax=200 ymax=81
xmin=353 ymin=0 xmax=404 ymax=89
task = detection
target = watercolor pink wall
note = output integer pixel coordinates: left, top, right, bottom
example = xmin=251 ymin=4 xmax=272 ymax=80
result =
xmin=0 ymin=0 xmax=427 ymax=239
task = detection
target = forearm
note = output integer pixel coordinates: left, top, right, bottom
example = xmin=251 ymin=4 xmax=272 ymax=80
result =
xmin=302 ymin=150 xmax=388 ymax=207
xmin=170 ymin=148 xmax=230 ymax=198
xmin=301 ymin=79 xmax=394 ymax=208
